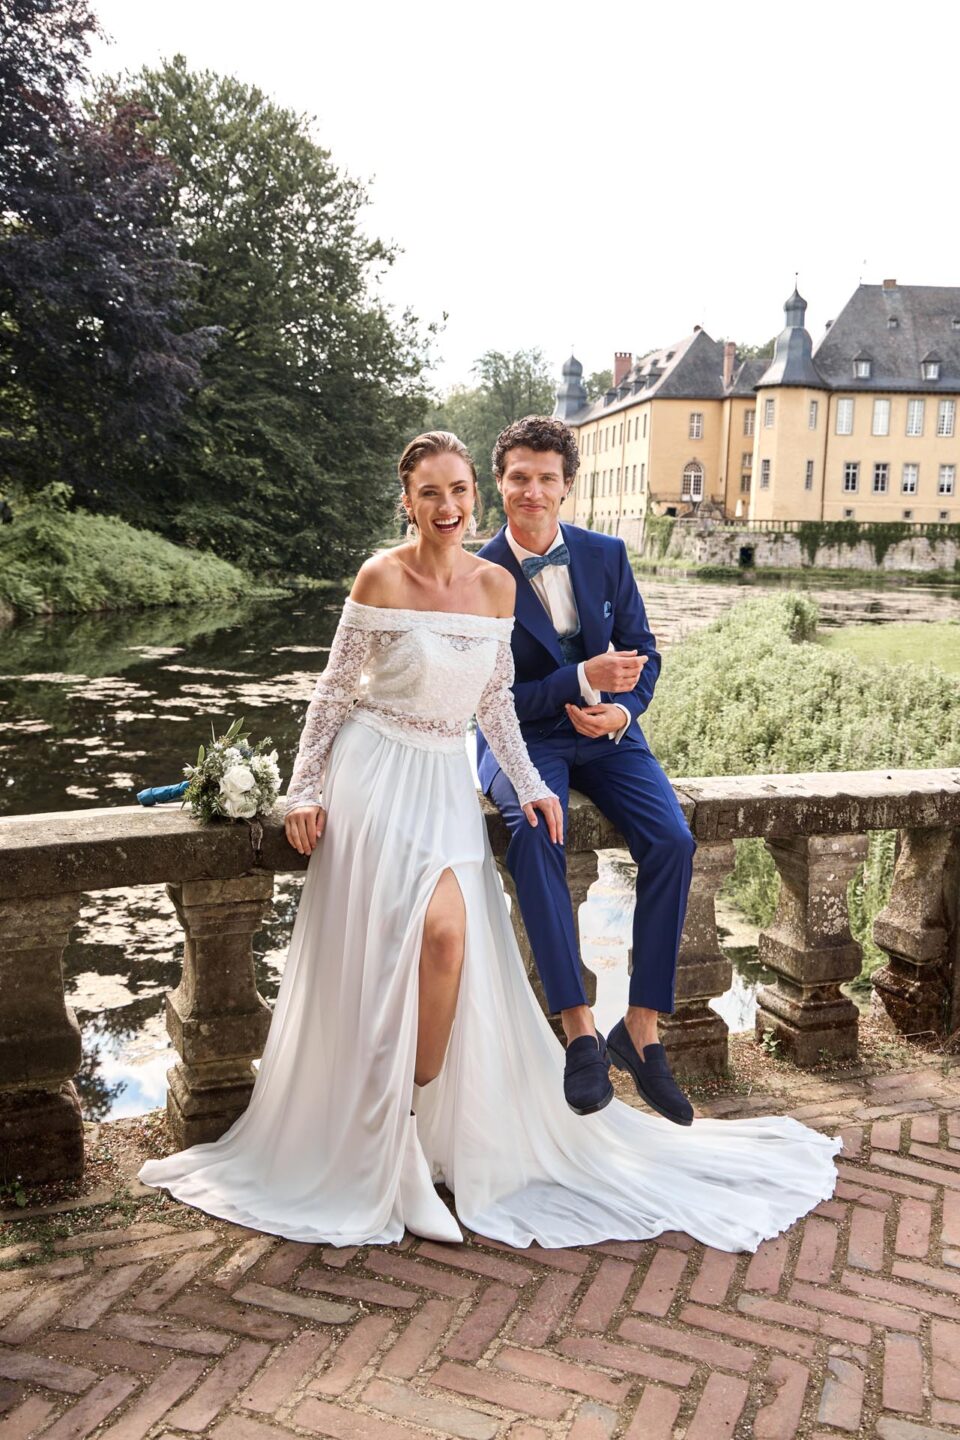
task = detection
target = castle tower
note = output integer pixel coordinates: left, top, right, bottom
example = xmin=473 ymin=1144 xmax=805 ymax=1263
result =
xmin=553 ymin=353 xmax=588 ymax=420
xmin=751 ymin=285 xmax=829 ymax=523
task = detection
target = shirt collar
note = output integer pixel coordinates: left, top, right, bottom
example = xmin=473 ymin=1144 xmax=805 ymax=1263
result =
xmin=505 ymin=523 xmax=565 ymax=566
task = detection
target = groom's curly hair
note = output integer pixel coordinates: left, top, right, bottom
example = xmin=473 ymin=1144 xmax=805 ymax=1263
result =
xmin=492 ymin=416 xmax=580 ymax=483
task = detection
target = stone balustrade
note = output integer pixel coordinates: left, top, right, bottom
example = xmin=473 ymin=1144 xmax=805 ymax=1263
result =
xmin=2 ymin=767 xmax=959 ymax=1184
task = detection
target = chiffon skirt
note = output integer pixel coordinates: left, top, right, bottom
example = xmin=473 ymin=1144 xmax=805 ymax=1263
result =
xmin=139 ymin=715 xmax=841 ymax=1252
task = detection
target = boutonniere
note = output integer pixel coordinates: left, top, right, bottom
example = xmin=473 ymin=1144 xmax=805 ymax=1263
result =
xmin=603 ymin=601 xmax=612 ymax=619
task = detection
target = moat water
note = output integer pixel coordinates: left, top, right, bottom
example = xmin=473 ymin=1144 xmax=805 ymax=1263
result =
xmin=2 ymin=574 xmax=956 ymax=1119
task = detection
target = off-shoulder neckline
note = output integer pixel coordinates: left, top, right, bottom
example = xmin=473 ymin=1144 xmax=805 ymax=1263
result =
xmin=343 ymin=597 xmax=513 ymax=624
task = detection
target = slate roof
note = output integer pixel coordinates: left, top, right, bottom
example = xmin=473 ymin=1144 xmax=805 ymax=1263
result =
xmin=562 ymin=329 xmax=732 ymax=425
xmin=729 ymin=358 xmax=768 ymax=396
xmin=553 ymin=353 xmax=588 ymax=420
xmin=813 ymin=284 xmax=960 ymax=392
xmin=753 ymin=287 xmax=826 ymax=390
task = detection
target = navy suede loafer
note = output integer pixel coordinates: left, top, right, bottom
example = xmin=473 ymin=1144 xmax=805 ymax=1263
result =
xmin=606 ymin=1020 xmax=693 ymax=1126
xmin=563 ymin=1033 xmax=614 ymax=1116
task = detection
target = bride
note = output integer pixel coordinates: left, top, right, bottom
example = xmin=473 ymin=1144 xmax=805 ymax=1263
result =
xmin=139 ymin=430 xmax=840 ymax=1251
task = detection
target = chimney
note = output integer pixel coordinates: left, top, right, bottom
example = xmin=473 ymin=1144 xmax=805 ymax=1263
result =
xmin=723 ymin=340 xmax=736 ymax=390
xmin=614 ymin=351 xmax=632 ymax=386
xmin=882 ymin=278 xmax=897 ymax=289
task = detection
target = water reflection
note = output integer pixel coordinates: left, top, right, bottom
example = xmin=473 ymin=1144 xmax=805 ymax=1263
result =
xmin=581 ymin=853 xmax=777 ymax=1038
xmin=63 ymin=875 xmax=307 ymax=1118
xmin=4 ymin=575 xmax=948 ymax=1117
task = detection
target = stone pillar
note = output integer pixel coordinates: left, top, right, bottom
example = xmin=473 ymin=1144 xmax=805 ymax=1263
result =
xmin=659 ymin=840 xmax=735 ymax=1079
xmin=872 ymin=827 xmax=960 ymax=1038
xmin=0 ymin=894 xmax=84 ymax=1183
xmin=164 ymin=874 xmax=274 ymax=1147
xmin=755 ymin=834 xmax=867 ymax=1066
xmin=497 ymin=851 xmax=599 ymax=1042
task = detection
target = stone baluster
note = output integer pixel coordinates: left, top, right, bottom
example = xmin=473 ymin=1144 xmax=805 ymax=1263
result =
xmin=872 ymin=827 xmax=960 ymax=1038
xmin=164 ymin=873 xmax=274 ymax=1148
xmin=497 ymin=851 xmax=599 ymax=1042
xmin=755 ymin=833 xmax=868 ymax=1065
xmin=659 ymin=840 xmax=736 ymax=1079
xmin=0 ymin=894 xmax=84 ymax=1182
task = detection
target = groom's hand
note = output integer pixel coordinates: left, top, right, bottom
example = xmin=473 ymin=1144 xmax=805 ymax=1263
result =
xmin=584 ymin=650 xmax=646 ymax=693
xmin=565 ymin=703 xmax=628 ymax=739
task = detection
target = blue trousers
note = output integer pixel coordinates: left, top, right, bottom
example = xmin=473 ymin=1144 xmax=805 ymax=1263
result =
xmin=488 ymin=731 xmax=695 ymax=1015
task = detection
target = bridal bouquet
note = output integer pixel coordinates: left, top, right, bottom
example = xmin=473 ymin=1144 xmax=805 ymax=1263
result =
xmin=182 ymin=717 xmax=282 ymax=823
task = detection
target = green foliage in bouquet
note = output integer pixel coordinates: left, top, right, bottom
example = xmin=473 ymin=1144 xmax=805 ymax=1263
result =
xmin=183 ymin=717 xmax=282 ymax=824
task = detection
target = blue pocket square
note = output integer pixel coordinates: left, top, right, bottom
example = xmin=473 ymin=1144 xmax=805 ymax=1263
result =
xmin=603 ymin=600 xmax=612 ymax=618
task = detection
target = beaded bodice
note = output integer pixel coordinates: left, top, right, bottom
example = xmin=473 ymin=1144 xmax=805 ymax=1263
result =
xmin=285 ymin=599 xmax=553 ymax=811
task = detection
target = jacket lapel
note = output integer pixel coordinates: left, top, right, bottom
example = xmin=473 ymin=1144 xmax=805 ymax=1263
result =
xmin=566 ymin=527 xmax=607 ymax=660
xmin=486 ymin=527 xmax=563 ymax=665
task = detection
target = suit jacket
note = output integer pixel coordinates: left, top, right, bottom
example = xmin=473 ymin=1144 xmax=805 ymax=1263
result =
xmin=475 ymin=523 xmax=661 ymax=795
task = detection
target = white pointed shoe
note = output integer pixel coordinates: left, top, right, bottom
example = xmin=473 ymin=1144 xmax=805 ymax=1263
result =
xmin=400 ymin=1116 xmax=462 ymax=1243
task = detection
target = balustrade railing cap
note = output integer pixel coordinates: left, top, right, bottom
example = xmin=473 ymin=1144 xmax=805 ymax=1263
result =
xmin=1 ymin=769 xmax=958 ymax=900
xmin=673 ymin=768 xmax=960 ymax=843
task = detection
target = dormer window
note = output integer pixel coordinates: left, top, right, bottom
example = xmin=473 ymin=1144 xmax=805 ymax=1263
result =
xmin=853 ymin=356 xmax=872 ymax=379
xmin=953 ymin=318 xmax=960 ymax=331
xmin=922 ymin=359 xmax=941 ymax=381
xmin=887 ymin=317 xmax=899 ymax=330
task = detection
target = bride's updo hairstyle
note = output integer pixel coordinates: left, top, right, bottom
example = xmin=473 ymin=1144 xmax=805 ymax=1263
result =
xmin=398 ymin=431 xmax=484 ymax=531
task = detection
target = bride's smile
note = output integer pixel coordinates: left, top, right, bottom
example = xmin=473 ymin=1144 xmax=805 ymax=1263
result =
xmin=402 ymin=450 xmax=475 ymax=548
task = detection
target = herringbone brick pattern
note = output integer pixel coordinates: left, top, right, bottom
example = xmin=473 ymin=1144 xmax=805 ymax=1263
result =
xmin=3 ymin=1065 xmax=960 ymax=1440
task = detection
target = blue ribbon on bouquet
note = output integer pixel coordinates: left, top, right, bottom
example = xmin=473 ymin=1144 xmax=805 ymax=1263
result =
xmin=137 ymin=781 xmax=189 ymax=806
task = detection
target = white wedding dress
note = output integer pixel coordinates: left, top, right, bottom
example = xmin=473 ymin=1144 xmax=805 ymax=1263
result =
xmin=139 ymin=599 xmax=840 ymax=1252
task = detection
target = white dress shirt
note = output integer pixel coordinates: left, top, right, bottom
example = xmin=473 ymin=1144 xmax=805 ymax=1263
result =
xmin=505 ymin=525 xmax=631 ymax=742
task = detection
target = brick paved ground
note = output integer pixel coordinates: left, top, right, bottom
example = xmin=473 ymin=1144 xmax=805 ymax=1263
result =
xmin=3 ymin=1061 xmax=960 ymax=1440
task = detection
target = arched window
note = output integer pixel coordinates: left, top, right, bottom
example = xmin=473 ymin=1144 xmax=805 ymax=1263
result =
xmin=682 ymin=462 xmax=704 ymax=501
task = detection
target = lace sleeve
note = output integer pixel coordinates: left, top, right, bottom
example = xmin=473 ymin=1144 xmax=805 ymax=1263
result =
xmin=284 ymin=616 xmax=370 ymax=811
xmin=476 ymin=640 xmax=556 ymax=808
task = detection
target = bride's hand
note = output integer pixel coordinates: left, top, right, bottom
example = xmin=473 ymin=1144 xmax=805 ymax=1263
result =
xmin=522 ymin=795 xmax=564 ymax=846
xmin=284 ymin=805 xmax=326 ymax=855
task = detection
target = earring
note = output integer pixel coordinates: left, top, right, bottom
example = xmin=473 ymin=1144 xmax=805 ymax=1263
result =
xmin=466 ymin=513 xmax=478 ymax=538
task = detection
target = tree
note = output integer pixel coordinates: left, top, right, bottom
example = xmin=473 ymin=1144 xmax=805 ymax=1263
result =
xmin=719 ymin=337 xmax=776 ymax=360
xmin=0 ymin=0 xmax=97 ymax=190
xmin=114 ymin=58 xmax=433 ymax=577
xmin=427 ymin=348 xmax=554 ymax=529
xmin=0 ymin=2 xmax=213 ymax=507
xmin=586 ymin=368 xmax=613 ymax=399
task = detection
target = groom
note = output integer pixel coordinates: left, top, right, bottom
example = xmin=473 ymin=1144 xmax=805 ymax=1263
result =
xmin=477 ymin=416 xmax=696 ymax=1124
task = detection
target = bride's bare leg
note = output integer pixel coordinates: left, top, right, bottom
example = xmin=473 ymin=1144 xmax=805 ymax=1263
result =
xmin=415 ymin=869 xmax=465 ymax=1086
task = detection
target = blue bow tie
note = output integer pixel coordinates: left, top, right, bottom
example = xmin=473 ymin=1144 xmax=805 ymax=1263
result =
xmin=521 ymin=543 xmax=570 ymax=580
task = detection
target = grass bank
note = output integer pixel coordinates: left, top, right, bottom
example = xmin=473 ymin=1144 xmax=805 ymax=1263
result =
xmin=821 ymin=621 xmax=960 ymax=674
xmin=644 ymin=593 xmax=960 ymax=983
xmin=0 ymin=505 xmax=279 ymax=619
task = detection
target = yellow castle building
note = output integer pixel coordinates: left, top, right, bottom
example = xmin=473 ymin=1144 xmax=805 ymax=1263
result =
xmin=556 ymin=281 xmax=960 ymax=542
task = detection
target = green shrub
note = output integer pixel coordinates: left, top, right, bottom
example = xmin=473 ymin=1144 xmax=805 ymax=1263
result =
xmin=643 ymin=514 xmax=676 ymax=559
xmin=0 ymin=500 xmax=258 ymax=617
xmin=645 ymin=593 xmax=960 ymax=975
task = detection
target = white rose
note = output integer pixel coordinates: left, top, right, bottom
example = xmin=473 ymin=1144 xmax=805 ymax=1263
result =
xmin=221 ymin=764 xmax=256 ymax=796
xmin=221 ymin=790 xmax=258 ymax=819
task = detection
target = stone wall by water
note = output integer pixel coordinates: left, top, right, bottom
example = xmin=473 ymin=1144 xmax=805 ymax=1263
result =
xmin=653 ymin=522 xmax=960 ymax=573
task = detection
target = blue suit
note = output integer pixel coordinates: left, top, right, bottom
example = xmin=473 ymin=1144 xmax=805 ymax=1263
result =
xmin=477 ymin=523 xmax=695 ymax=1016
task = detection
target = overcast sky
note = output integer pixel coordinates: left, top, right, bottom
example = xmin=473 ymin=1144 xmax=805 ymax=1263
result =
xmin=89 ymin=0 xmax=958 ymax=395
